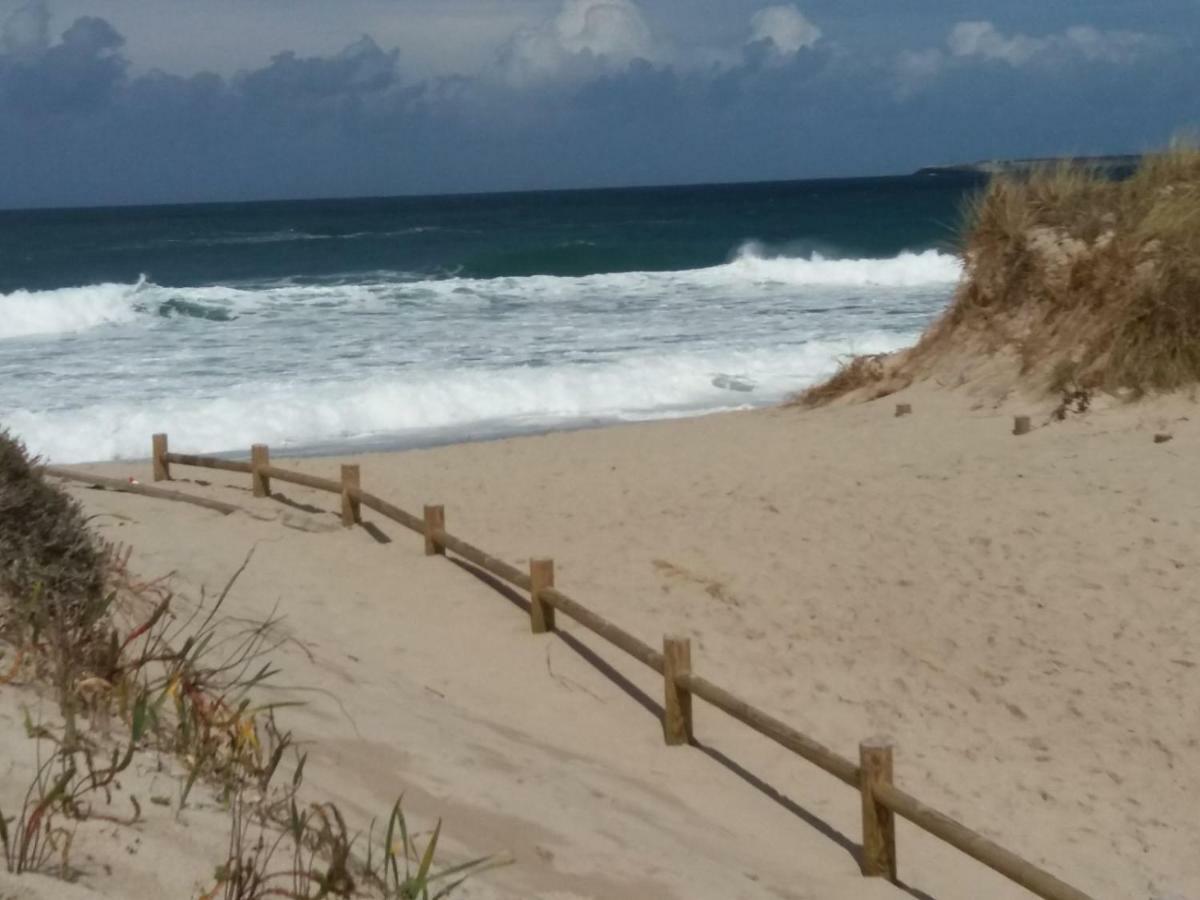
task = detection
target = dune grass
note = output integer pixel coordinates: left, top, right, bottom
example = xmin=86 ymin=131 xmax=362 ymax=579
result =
xmin=0 ymin=430 xmax=504 ymax=896
xmin=797 ymin=142 xmax=1200 ymax=405
xmin=794 ymin=354 xmax=894 ymax=406
xmin=948 ymin=144 xmax=1200 ymax=386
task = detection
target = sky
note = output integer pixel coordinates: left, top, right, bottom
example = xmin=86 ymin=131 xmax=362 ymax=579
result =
xmin=0 ymin=0 xmax=1197 ymax=208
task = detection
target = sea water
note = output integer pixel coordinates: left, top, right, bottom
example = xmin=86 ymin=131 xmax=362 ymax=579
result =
xmin=0 ymin=175 xmax=979 ymax=462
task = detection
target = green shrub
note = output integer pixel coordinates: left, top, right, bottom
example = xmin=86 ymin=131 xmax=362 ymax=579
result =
xmin=0 ymin=429 xmax=105 ymax=606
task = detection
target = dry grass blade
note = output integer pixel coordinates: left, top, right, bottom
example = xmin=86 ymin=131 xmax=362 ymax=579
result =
xmin=800 ymin=142 xmax=1200 ymax=404
xmin=3 ymin=435 xmax=501 ymax=899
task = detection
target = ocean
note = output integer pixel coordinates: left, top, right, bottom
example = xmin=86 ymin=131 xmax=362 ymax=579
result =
xmin=0 ymin=175 xmax=979 ymax=463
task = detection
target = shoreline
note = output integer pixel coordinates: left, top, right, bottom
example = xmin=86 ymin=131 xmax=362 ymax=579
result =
xmin=59 ymin=401 xmax=769 ymax=466
xmin=21 ymin=384 xmax=1200 ymax=898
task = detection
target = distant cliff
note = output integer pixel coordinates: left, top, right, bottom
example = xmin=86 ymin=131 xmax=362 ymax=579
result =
xmin=915 ymin=155 xmax=1141 ymax=178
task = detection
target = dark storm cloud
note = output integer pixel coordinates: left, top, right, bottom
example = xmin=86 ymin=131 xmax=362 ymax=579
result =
xmin=0 ymin=0 xmax=1198 ymax=208
xmin=1 ymin=0 xmax=49 ymax=56
xmin=1 ymin=8 xmax=125 ymax=114
xmin=237 ymin=37 xmax=399 ymax=105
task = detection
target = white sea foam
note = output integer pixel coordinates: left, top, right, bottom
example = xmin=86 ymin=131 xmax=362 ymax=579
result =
xmin=0 ymin=247 xmax=961 ymax=340
xmin=392 ymin=247 xmax=963 ymax=301
xmin=723 ymin=244 xmax=963 ymax=286
xmin=7 ymin=335 xmax=915 ymax=463
xmin=2 ymin=244 xmax=957 ymax=462
xmin=0 ymin=277 xmax=148 ymax=339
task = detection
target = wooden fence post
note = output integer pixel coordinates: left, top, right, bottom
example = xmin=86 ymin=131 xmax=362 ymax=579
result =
xmin=423 ymin=505 xmax=445 ymax=556
xmin=341 ymin=465 xmax=361 ymax=526
xmin=860 ymin=738 xmax=897 ymax=880
xmin=529 ymin=559 xmax=556 ymax=633
xmin=251 ymin=444 xmax=271 ymax=497
xmin=152 ymin=433 xmax=169 ymax=482
xmin=662 ymin=636 xmax=693 ymax=745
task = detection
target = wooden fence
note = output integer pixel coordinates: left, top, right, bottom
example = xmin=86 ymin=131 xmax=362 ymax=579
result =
xmin=90 ymin=433 xmax=1098 ymax=900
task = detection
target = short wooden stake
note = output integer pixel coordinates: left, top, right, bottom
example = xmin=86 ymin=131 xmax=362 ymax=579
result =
xmin=662 ymin=636 xmax=693 ymax=745
xmin=423 ymin=504 xmax=445 ymax=556
xmin=1013 ymin=415 xmax=1032 ymax=436
xmin=340 ymin=464 xmax=361 ymax=526
xmin=251 ymin=444 xmax=270 ymax=497
xmin=529 ymin=559 xmax=556 ymax=634
xmin=895 ymin=403 xmax=912 ymax=417
xmin=860 ymin=738 xmax=897 ymax=880
xmin=152 ymin=433 xmax=169 ymax=482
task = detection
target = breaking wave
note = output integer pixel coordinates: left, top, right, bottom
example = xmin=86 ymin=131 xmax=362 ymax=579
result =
xmin=0 ymin=247 xmax=961 ymax=340
xmin=724 ymin=243 xmax=962 ymax=286
xmin=0 ymin=277 xmax=148 ymax=339
xmin=1 ymin=241 xmax=956 ymax=462
xmin=8 ymin=335 xmax=916 ymax=463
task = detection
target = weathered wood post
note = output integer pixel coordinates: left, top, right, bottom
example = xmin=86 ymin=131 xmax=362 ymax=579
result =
xmin=340 ymin=464 xmax=361 ymax=527
xmin=662 ymin=636 xmax=693 ymax=745
xmin=860 ymin=738 xmax=897 ymax=880
xmin=423 ymin=504 xmax=445 ymax=556
xmin=152 ymin=433 xmax=169 ymax=482
xmin=1013 ymin=415 xmax=1032 ymax=436
xmin=529 ymin=559 xmax=557 ymax=633
xmin=251 ymin=444 xmax=270 ymax=497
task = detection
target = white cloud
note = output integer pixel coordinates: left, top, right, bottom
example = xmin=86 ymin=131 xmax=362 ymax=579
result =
xmin=1063 ymin=25 xmax=1155 ymax=64
xmin=948 ymin=20 xmax=1156 ymax=67
xmin=748 ymin=5 xmax=821 ymax=55
xmin=501 ymin=0 xmax=658 ymax=81
xmin=893 ymin=19 xmax=1160 ymax=97
xmin=947 ymin=21 xmax=1042 ymax=65
xmin=555 ymin=0 xmax=653 ymax=60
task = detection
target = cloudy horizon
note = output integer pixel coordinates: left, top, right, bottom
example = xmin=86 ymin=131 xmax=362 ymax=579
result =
xmin=1 ymin=0 xmax=1197 ymax=209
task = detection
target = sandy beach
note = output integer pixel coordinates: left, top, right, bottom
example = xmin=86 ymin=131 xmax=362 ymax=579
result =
xmin=4 ymin=383 xmax=1195 ymax=900
xmin=4 ymin=6 xmax=1198 ymax=897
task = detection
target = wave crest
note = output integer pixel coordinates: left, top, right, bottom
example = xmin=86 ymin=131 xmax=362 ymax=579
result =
xmin=0 ymin=245 xmax=961 ymax=341
xmin=0 ymin=278 xmax=151 ymax=340
xmin=725 ymin=243 xmax=963 ymax=287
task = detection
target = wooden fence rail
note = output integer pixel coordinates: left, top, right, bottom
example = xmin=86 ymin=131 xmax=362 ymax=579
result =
xmin=541 ymin=585 xmax=665 ymax=673
xmin=873 ymin=783 xmax=1092 ymax=900
xmin=674 ymin=669 xmax=860 ymax=788
xmin=258 ymin=463 xmax=342 ymax=495
xmin=42 ymin=465 xmax=243 ymax=516
xmin=165 ymin=452 xmax=253 ymax=475
xmin=138 ymin=433 xmax=1096 ymax=900
xmin=350 ymin=486 xmax=426 ymax=535
xmin=436 ymin=529 xmax=532 ymax=591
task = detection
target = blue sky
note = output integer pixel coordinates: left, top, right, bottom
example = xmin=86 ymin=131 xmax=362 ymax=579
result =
xmin=1 ymin=0 xmax=1197 ymax=208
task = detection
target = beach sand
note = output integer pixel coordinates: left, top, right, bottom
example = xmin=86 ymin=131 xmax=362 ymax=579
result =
xmin=5 ymin=383 xmax=1197 ymax=899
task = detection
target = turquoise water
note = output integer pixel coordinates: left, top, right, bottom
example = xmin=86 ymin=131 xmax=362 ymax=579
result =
xmin=0 ymin=175 xmax=980 ymax=462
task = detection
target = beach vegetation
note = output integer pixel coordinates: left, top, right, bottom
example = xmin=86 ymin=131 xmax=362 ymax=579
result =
xmin=796 ymin=142 xmax=1200 ymax=404
xmin=0 ymin=430 xmax=106 ymax=606
xmin=793 ymin=353 xmax=894 ymax=406
xmin=0 ymin=436 xmax=501 ymax=895
xmin=1 ymin=700 xmax=146 ymax=878
xmin=1 ymin=429 xmax=114 ymax=745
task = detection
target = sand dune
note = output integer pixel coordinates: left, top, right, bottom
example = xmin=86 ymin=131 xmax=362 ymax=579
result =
xmin=7 ymin=385 xmax=1197 ymax=899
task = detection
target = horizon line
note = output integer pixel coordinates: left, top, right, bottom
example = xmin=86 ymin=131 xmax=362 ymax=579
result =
xmin=0 ymin=166 xmax=985 ymax=216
